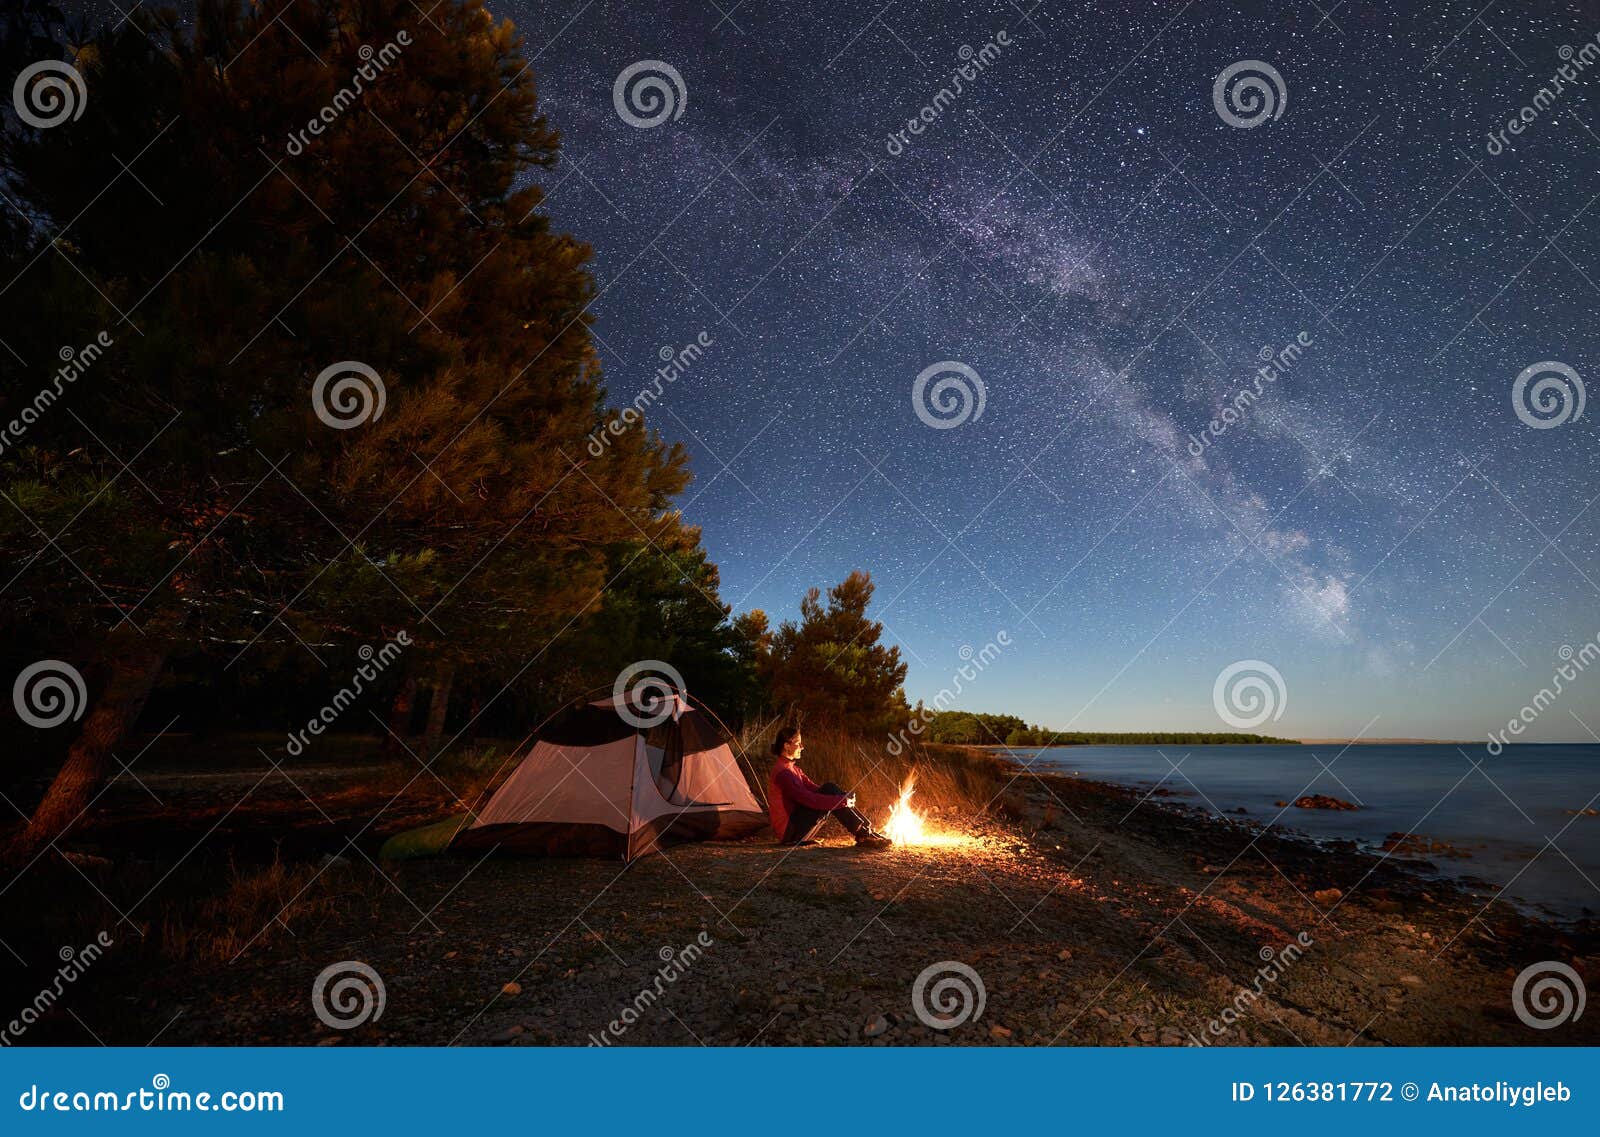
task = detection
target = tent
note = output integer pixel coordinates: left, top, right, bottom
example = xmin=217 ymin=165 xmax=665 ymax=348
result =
xmin=449 ymin=690 xmax=768 ymax=861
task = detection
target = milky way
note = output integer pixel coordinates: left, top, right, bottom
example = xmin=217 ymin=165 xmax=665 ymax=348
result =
xmin=486 ymin=0 xmax=1598 ymax=740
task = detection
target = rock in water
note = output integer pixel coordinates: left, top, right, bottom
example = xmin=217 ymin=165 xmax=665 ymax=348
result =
xmin=1292 ymin=795 xmax=1359 ymax=811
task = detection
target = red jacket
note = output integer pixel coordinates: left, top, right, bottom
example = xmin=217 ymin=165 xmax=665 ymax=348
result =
xmin=767 ymin=760 xmax=848 ymax=839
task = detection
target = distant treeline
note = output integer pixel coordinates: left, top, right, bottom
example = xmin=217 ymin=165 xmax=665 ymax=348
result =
xmin=917 ymin=711 xmax=1296 ymax=747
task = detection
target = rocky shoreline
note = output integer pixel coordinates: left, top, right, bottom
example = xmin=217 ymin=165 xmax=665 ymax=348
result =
xmin=10 ymin=749 xmax=1597 ymax=1046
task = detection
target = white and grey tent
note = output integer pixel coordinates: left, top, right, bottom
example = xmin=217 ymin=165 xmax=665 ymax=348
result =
xmin=450 ymin=691 xmax=768 ymax=861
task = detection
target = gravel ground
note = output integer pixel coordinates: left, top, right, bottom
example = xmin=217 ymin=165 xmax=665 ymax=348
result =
xmin=73 ymin=764 xmax=1589 ymax=1047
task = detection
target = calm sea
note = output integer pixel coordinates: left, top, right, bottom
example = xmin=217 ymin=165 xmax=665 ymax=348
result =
xmin=1017 ymin=743 xmax=1600 ymax=919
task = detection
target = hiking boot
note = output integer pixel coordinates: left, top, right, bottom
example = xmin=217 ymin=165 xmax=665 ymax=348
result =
xmin=855 ymin=831 xmax=893 ymax=850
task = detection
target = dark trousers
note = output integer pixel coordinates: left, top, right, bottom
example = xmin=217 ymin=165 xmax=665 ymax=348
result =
xmin=782 ymin=781 xmax=873 ymax=844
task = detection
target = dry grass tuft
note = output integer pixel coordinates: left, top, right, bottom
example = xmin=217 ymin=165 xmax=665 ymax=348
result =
xmin=732 ymin=719 xmax=1008 ymax=827
xmin=158 ymin=855 xmax=350 ymax=964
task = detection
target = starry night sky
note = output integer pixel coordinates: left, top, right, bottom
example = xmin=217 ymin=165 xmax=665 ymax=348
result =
xmin=59 ymin=1 xmax=1600 ymax=739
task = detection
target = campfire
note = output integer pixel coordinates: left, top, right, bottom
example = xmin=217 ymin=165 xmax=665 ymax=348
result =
xmin=881 ymin=774 xmax=967 ymax=848
xmin=882 ymin=775 xmax=926 ymax=845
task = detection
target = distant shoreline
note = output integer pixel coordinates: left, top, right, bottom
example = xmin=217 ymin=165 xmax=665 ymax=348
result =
xmin=1297 ymin=738 xmax=1472 ymax=745
xmin=966 ymin=740 xmax=1301 ymax=749
xmin=969 ymin=738 xmax=1475 ymax=747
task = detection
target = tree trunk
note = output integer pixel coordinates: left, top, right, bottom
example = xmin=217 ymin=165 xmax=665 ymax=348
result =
xmin=381 ymin=668 xmax=420 ymax=759
xmin=6 ymin=624 xmax=176 ymax=866
xmin=419 ymin=661 xmax=455 ymax=762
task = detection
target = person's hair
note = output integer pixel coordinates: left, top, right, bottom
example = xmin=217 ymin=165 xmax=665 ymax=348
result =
xmin=771 ymin=727 xmax=800 ymax=758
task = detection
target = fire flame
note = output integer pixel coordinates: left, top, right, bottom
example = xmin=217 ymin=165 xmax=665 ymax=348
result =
xmin=882 ymin=775 xmax=926 ymax=845
xmin=879 ymin=774 xmax=967 ymax=848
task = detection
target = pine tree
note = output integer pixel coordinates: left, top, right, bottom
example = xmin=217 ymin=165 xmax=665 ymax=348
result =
xmin=1 ymin=0 xmax=690 ymax=859
xmin=765 ymin=571 xmax=909 ymax=735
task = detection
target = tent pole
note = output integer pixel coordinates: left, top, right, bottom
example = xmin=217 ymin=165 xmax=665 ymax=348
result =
xmin=624 ymin=732 xmax=641 ymax=863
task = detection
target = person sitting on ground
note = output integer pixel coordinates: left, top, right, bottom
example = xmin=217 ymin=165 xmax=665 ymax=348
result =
xmin=767 ymin=728 xmax=892 ymax=849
